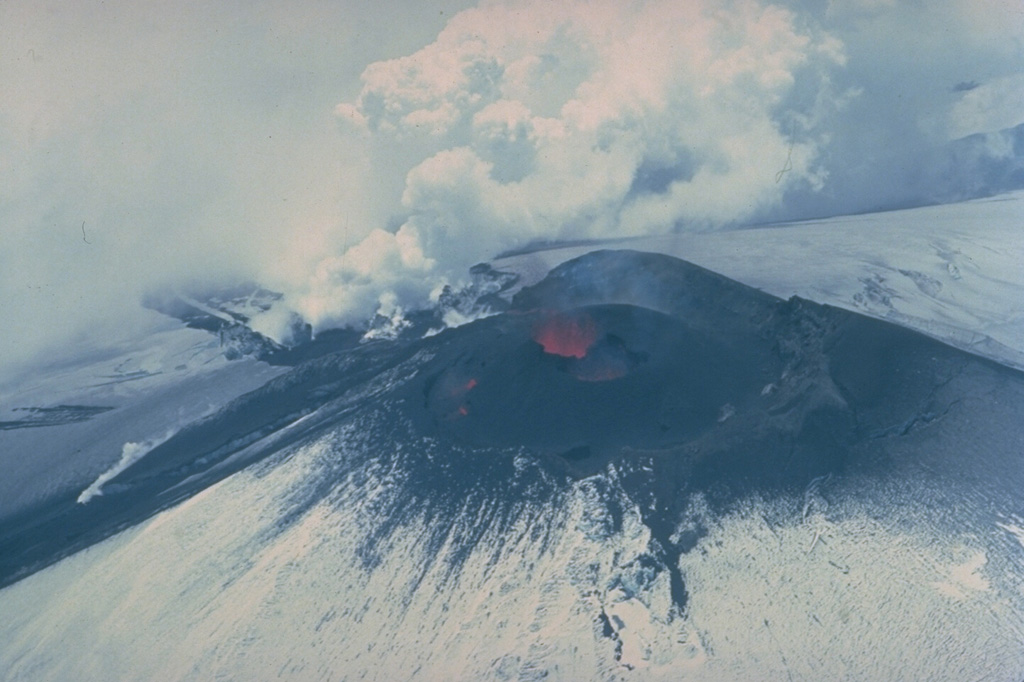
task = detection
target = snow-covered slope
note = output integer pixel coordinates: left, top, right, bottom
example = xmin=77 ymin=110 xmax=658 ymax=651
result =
xmin=2 ymin=196 xmax=1024 ymax=682
xmin=5 ymin=424 xmax=1022 ymax=682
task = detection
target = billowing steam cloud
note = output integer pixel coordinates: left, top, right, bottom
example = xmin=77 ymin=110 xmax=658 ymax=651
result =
xmin=267 ymin=0 xmax=1024 ymax=340
xmin=1 ymin=0 xmax=1022 ymax=378
xmin=284 ymin=0 xmax=846 ymax=336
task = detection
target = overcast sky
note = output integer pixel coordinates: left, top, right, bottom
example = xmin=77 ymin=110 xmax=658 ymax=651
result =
xmin=1 ymin=0 xmax=1022 ymax=382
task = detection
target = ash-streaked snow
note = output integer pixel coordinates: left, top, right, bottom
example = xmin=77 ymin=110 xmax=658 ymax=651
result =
xmin=1 ymin=414 xmax=1022 ymax=681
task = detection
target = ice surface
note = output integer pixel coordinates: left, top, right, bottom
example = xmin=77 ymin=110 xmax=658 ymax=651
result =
xmin=0 ymin=309 xmax=286 ymax=517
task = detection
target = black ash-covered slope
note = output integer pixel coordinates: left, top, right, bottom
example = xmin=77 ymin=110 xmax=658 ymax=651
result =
xmin=2 ymin=249 xmax=1023 ymax=598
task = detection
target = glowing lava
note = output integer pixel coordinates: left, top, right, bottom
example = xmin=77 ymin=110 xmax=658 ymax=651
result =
xmin=533 ymin=313 xmax=597 ymax=358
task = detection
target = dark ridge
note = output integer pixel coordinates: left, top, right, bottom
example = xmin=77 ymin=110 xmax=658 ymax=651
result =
xmin=262 ymin=327 xmax=364 ymax=365
xmin=0 ymin=405 xmax=116 ymax=430
xmin=598 ymin=610 xmax=615 ymax=638
xmin=511 ymin=249 xmax=779 ymax=334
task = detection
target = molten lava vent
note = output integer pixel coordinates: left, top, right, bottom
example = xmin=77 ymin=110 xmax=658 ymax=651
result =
xmin=532 ymin=311 xmax=634 ymax=382
xmin=533 ymin=312 xmax=597 ymax=359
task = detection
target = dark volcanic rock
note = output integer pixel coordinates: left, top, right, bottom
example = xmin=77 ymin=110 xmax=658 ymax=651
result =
xmin=2 ymin=249 xmax=1023 ymax=604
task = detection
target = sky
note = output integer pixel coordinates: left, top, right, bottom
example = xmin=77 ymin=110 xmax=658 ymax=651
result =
xmin=1 ymin=0 xmax=1022 ymax=382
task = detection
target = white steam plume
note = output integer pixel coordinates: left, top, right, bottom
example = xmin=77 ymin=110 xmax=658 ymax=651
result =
xmin=77 ymin=429 xmax=177 ymax=504
xmin=283 ymin=0 xmax=846 ymax=336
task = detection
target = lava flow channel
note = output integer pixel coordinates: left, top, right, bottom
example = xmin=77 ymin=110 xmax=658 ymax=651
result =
xmin=533 ymin=313 xmax=597 ymax=358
